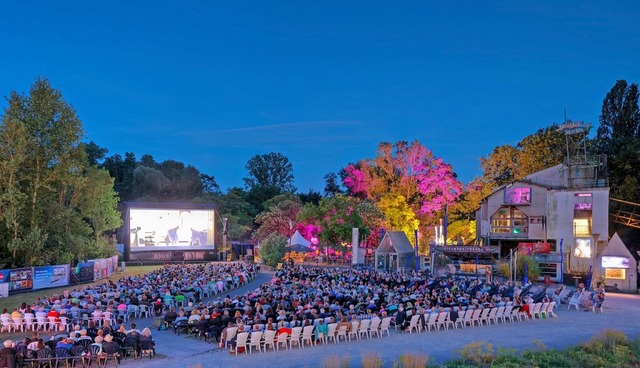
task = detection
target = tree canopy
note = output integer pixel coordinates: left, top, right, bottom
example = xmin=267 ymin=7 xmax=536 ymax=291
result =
xmin=0 ymin=78 xmax=121 ymax=267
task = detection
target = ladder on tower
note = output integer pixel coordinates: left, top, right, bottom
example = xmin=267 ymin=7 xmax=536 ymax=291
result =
xmin=610 ymin=198 xmax=640 ymax=229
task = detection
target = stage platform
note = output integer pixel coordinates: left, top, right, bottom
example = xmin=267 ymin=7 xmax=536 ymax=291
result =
xmin=129 ymin=246 xmax=219 ymax=262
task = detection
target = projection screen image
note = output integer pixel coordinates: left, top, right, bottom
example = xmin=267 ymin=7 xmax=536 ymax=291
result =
xmin=129 ymin=209 xmax=215 ymax=248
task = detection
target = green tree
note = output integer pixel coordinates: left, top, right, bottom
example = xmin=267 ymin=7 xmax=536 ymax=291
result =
xmin=0 ymin=78 xmax=121 ymax=266
xmin=244 ymin=152 xmax=296 ymax=194
xmin=595 ymin=80 xmax=640 ymax=201
xmin=84 ymin=141 xmax=108 ymax=166
xmin=516 ymin=125 xmax=567 ymax=178
xmin=298 ymin=189 xmax=322 ymax=205
xmin=253 ymin=194 xmax=302 ymax=243
xmin=479 ymin=145 xmax=519 ymax=188
xmin=259 ymin=233 xmax=287 ymax=267
xmin=323 ymin=172 xmax=342 ymax=197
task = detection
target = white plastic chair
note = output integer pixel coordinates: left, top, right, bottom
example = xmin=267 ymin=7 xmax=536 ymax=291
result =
xmin=301 ymin=325 xmax=315 ymax=346
xmin=289 ymin=327 xmax=303 ymax=348
xmin=247 ymin=331 xmax=263 ymax=353
xmin=262 ymin=330 xmax=278 ymax=353
xmin=379 ymin=317 xmax=392 ymax=336
xmin=234 ymin=332 xmax=249 ymax=355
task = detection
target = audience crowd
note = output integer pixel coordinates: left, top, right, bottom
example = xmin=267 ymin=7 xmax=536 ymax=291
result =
xmin=0 ymin=262 xmax=257 ymax=366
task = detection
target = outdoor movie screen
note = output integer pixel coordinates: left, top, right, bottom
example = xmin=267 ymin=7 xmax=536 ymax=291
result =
xmin=129 ymin=208 xmax=215 ymax=248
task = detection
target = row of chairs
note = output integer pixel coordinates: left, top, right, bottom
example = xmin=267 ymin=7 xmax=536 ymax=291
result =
xmin=402 ymin=302 xmax=558 ymax=334
xmin=223 ymin=317 xmax=394 ymax=355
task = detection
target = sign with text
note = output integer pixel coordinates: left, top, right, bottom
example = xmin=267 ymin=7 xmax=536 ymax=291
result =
xmin=33 ymin=265 xmax=70 ymax=290
xmin=518 ymin=242 xmax=551 ymax=255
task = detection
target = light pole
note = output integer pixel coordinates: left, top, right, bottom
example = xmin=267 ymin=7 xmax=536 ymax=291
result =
xmin=222 ymin=217 xmax=228 ymax=262
xmin=288 ymin=220 xmax=293 ymax=264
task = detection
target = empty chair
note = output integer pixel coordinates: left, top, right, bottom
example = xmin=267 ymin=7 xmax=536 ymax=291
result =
xmin=138 ymin=305 xmax=150 ymax=318
xmin=379 ymin=317 xmax=392 ymax=337
xmin=503 ymin=306 xmax=514 ymax=322
xmin=289 ymin=327 xmax=303 ymax=348
xmin=326 ymin=323 xmax=338 ymax=343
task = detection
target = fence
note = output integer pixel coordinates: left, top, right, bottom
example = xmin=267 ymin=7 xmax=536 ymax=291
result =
xmin=0 ymin=255 xmax=119 ymax=296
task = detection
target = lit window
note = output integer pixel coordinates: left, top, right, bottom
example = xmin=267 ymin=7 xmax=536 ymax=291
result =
xmin=491 ymin=207 xmax=528 ymax=235
xmin=574 ymin=238 xmax=592 ymax=258
xmin=573 ymin=219 xmax=591 ymax=236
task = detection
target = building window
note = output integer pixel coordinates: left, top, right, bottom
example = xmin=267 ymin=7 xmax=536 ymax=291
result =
xmin=573 ymin=218 xmax=591 ymax=236
xmin=491 ymin=207 xmax=528 ymax=235
xmin=574 ymin=237 xmax=592 ymax=258
xmin=604 ymin=268 xmax=625 ymax=280
xmin=574 ymin=193 xmax=593 ymax=218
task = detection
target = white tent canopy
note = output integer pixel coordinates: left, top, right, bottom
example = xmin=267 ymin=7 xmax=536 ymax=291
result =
xmin=289 ymin=230 xmax=310 ymax=247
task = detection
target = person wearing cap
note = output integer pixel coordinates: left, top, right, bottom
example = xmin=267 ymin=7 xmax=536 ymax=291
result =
xmin=0 ymin=340 xmax=16 ymax=368
xmin=101 ymin=335 xmax=121 ymax=363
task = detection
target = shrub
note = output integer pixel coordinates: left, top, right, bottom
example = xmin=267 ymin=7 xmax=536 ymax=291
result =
xmin=322 ymin=356 xmax=350 ymax=368
xmin=361 ymin=352 xmax=383 ymax=368
xmin=396 ymin=354 xmax=429 ymax=368
xmin=457 ymin=341 xmax=494 ymax=367
xmin=495 ymin=261 xmax=511 ymax=279
xmin=517 ymin=254 xmax=541 ymax=281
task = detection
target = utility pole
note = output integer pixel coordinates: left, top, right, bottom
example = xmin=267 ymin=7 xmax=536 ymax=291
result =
xmin=222 ymin=218 xmax=228 ymax=262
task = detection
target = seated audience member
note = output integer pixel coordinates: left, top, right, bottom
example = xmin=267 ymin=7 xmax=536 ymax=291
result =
xmin=101 ymin=335 xmax=121 ymax=363
xmin=0 ymin=340 xmax=16 ymax=368
xmin=164 ymin=307 xmax=178 ymax=328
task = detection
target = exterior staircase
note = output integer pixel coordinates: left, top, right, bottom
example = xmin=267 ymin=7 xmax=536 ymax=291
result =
xmin=610 ymin=198 xmax=640 ymax=229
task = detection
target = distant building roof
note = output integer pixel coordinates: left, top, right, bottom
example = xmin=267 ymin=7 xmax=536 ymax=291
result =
xmin=376 ymin=231 xmax=414 ymax=254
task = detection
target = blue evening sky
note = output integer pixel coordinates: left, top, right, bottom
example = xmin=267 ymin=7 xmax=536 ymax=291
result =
xmin=1 ymin=1 xmax=639 ymax=192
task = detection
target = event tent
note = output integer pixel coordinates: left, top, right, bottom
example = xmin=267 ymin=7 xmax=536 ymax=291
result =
xmin=289 ymin=230 xmax=312 ymax=252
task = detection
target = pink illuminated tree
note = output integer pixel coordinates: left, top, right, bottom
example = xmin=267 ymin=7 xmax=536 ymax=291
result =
xmin=342 ymin=140 xmax=462 ymax=217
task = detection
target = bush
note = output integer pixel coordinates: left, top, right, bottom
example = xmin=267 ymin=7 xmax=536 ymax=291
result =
xmin=517 ymin=254 xmax=541 ymax=281
xmin=457 ymin=341 xmax=494 ymax=367
xmin=395 ymin=354 xmax=429 ymax=368
xmin=361 ymin=352 xmax=383 ymax=368
xmin=259 ymin=233 xmax=287 ymax=267
xmin=322 ymin=356 xmax=350 ymax=368
xmin=495 ymin=261 xmax=511 ymax=279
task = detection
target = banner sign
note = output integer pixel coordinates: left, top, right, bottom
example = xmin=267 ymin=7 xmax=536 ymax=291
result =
xmin=70 ymin=261 xmax=95 ymax=285
xmin=33 ymin=265 xmax=70 ymax=290
xmin=8 ymin=268 xmax=33 ymax=292
xmin=92 ymin=259 xmax=108 ymax=281
xmin=518 ymin=242 xmax=551 ymax=255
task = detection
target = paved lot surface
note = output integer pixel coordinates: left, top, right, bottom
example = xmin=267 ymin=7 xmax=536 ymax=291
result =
xmin=96 ymin=270 xmax=640 ymax=367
